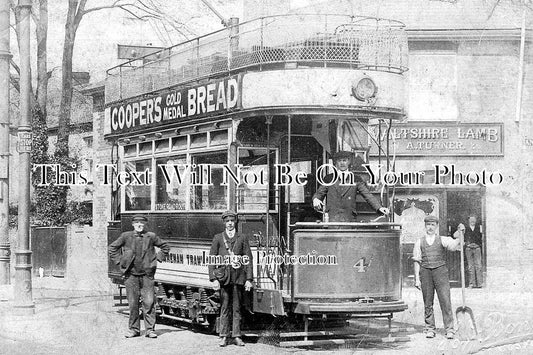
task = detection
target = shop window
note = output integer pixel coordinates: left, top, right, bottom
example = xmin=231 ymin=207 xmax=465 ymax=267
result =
xmin=156 ymin=156 xmax=187 ymax=210
xmin=237 ymin=148 xmax=277 ymax=211
xmin=408 ymin=42 xmax=458 ymax=121
xmin=210 ymin=130 xmax=228 ymax=146
xmin=393 ymin=193 xmax=440 ymax=244
xmin=124 ymin=159 xmax=152 ymax=211
xmin=124 ymin=144 xmax=137 ymax=157
xmin=190 ymin=151 xmax=227 ymax=210
xmin=171 ymin=136 xmax=187 ymax=151
xmin=155 ymin=138 xmax=170 ymax=153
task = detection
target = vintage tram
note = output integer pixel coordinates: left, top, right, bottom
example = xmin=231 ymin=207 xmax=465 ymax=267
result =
xmin=104 ymin=14 xmax=409 ymax=341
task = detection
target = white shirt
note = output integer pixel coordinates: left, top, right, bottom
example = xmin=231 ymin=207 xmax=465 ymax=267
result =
xmin=226 ymin=230 xmax=235 ymax=239
xmin=412 ymin=233 xmax=460 ymax=263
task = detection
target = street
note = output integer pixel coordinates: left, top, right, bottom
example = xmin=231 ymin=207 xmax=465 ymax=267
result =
xmin=1 ymin=284 xmax=533 ymax=354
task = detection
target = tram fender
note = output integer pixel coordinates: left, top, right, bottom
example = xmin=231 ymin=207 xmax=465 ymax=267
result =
xmin=253 ymin=289 xmax=286 ymax=316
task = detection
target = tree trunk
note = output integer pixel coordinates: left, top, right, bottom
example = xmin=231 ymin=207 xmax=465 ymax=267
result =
xmin=36 ymin=0 xmax=48 ymax=114
xmin=55 ymin=0 xmax=79 ymax=158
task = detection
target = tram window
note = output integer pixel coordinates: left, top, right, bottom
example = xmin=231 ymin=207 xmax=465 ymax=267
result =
xmin=124 ymin=159 xmax=152 ymax=211
xmin=237 ymin=148 xmax=275 ymax=211
xmin=124 ymin=144 xmax=137 ymax=157
xmin=190 ymin=133 xmax=207 ymax=149
xmin=155 ymin=139 xmax=170 ymax=153
xmin=139 ymin=141 xmax=153 ymax=155
xmin=155 ymin=156 xmax=187 ymax=210
xmin=171 ymin=136 xmax=187 ymax=151
xmin=285 ymin=161 xmax=311 ymax=204
xmin=209 ymin=130 xmax=228 ymax=146
xmin=190 ymin=151 xmax=227 ymax=210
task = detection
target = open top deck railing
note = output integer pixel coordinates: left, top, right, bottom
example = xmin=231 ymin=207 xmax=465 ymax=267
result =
xmin=105 ymin=14 xmax=408 ymax=104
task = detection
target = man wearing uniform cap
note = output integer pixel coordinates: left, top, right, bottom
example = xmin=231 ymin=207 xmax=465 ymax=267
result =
xmin=312 ymin=150 xmax=389 ymax=222
xmin=208 ymin=210 xmax=253 ymax=347
xmin=109 ymin=214 xmax=169 ymax=339
xmin=412 ymin=214 xmax=461 ymax=339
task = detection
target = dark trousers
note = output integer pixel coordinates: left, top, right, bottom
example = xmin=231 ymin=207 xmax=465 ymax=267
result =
xmin=420 ymin=265 xmax=454 ymax=332
xmin=219 ymin=284 xmax=243 ymax=337
xmin=466 ymin=245 xmax=482 ymax=287
xmin=124 ymin=274 xmax=156 ymax=333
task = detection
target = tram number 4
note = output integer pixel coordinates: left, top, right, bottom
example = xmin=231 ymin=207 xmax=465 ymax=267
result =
xmin=353 ymin=257 xmax=372 ymax=272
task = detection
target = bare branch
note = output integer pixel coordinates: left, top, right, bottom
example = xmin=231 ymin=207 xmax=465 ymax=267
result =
xmin=81 ymin=0 xmax=123 ymax=15
xmin=119 ymin=6 xmax=160 ymax=20
xmin=487 ymin=0 xmax=502 ymax=19
xmin=73 ymin=0 xmax=88 ymax=30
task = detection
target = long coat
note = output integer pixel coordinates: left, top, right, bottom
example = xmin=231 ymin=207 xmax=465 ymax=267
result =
xmin=208 ymin=232 xmax=253 ymax=285
xmin=313 ymin=173 xmax=382 ymax=222
xmin=109 ymin=230 xmax=170 ymax=276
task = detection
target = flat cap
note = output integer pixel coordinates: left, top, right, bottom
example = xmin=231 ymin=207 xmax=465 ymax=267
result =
xmin=132 ymin=214 xmax=148 ymax=222
xmin=333 ymin=151 xmax=352 ymax=160
xmin=424 ymin=215 xmax=439 ymax=223
xmin=221 ymin=210 xmax=238 ymax=220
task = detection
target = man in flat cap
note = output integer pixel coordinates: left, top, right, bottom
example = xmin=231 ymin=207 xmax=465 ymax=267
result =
xmin=109 ymin=214 xmax=169 ymax=339
xmin=412 ymin=215 xmax=461 ymax=339
xmin=208 ymin=210 xmax=253 ymax=347
xmin=313 ymin=150 xmax=389 ymax=222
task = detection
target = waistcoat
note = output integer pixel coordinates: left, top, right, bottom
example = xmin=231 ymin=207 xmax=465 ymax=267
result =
xmin=421 ymin=235 xmax=446 ymax=269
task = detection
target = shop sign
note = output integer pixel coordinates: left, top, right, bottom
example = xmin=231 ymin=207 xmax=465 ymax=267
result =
xmin=369 ymin=122 xmax=503 ymax=156
xmin=106 ymin=75 xmax=241 ymax=135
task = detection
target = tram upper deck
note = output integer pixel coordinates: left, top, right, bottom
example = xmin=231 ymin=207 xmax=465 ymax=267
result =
xmin=104 ymin=14 xmax=408 ymax=137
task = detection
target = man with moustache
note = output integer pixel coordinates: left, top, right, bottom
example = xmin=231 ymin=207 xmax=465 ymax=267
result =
xmin=312 ymin=150 xmax=389 ymax=222
xmin=209 ymin=210 xmax=253 ymax=347
xmin=109 ymin=214 xmax=169 ymax=338
xmin=413 ymin=215 xmax=461 ymax=339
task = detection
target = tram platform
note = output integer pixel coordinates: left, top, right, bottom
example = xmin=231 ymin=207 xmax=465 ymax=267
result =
xmin=0 ymin=280 xmax=532 ymax=354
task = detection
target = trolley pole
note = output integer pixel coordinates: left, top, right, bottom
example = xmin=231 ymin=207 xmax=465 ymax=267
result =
xmin=0 ymin=0 xmax=12 ymax=285
xmin=13 ymin=0 xmax=34 ymax=313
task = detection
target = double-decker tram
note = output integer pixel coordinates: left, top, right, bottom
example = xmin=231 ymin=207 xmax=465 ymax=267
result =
xmin=105 ymin=14 xmax=409 ymax=345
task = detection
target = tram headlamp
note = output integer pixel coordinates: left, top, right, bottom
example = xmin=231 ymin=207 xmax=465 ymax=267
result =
xmin=352 ymin=77 xmax=377 ymax=101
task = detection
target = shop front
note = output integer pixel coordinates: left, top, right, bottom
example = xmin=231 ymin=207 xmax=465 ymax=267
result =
xmin=369 ymin=121 xmax=503 ymax=288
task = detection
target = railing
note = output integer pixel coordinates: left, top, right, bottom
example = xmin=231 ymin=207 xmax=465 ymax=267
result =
xmin=106 ymin=14 xmax=408 ymax=104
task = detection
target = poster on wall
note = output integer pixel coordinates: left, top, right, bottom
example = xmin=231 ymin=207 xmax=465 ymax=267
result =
xmin=393 ymin=194 xmax=440 ymax=244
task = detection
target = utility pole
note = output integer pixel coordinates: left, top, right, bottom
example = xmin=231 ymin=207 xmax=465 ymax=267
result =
xmin=14 ymin=0 xmax=34 ymax=313
xmin=0 ymin=0 xmax=12 ymax=284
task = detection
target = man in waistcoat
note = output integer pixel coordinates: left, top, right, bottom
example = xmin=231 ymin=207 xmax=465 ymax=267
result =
xmin=312 ymin=151 xmax=389 ymax=222
xmin=208 ymin=210 xmax=253 ymax=347
xmin=461 ymin=215 xmax=483 ymax=288
xmin=109 ymin=214 xmax=169 ymax=338
xmin=413 ymin=215 xmax=461 ymax=339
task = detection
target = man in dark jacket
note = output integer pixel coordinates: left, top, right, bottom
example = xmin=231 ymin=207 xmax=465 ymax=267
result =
xmin=461 ymin=215 xmax=483 ymax=288
xmin=313 ymin=151 xmax=389 ymax=222
xmin=109 ymin=214 xmax=169 ymax=338
xmin=209 ymin=210 xmax=253 ymax=347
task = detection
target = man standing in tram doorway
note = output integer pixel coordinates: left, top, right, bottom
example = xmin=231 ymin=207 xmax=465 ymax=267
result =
xmin=312 ymin=150 xmax=390 ymax=222
xmin=458 ymin=215 xmax=483 ymax=288
xmin=109 ymin=214 xmax=169 ymax=338
xmin=209 ymin=210 xmax=254 ymax=347
xmin=413 ymin=215 xmax=461 ymax=339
